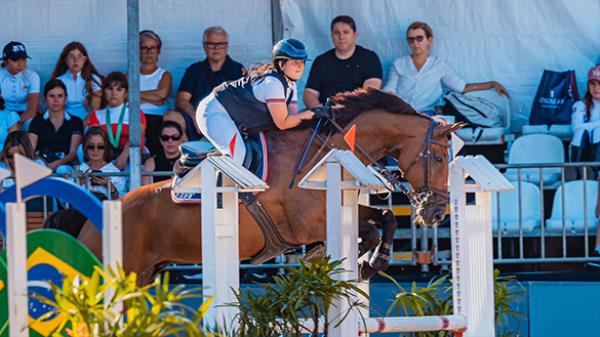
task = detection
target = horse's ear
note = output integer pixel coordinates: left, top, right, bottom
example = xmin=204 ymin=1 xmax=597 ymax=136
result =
xmin=435 ymin=122 xmax=467 ymax=137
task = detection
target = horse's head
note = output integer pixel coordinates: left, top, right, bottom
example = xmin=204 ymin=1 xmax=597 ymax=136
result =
xmin=394 ymin=118 xmax=464 ymax=225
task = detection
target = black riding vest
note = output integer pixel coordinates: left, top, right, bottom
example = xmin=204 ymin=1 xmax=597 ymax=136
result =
xmin=214 ymin=70 xmax=292 ymax=132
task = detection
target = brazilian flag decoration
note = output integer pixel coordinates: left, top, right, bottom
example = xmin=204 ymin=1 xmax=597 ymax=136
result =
xmin=0 ymin=229 xmax=101 ymax=337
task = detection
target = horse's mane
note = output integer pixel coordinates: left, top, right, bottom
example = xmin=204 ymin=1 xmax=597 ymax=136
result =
xmin=330 ymin=87 xmax=425 ymax=127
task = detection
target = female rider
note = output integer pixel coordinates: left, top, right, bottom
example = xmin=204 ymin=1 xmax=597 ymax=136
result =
xmin=196 ymin=38 xmax=323 ymax=165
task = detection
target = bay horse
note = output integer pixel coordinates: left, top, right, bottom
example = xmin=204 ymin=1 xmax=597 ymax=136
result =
xmin=76 ymin=87 xmax=462 ymax=285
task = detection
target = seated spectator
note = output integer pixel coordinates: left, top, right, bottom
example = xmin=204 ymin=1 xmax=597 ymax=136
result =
xmin=0 ymin=91 xmax=21 ymax=150
xmin=573 ymin=65 xmax=600 ymax=172
xmin=0 ymin=41 xmax=40 ymax=128
xmin=143 ymin=120 xmax=184 ymax=184
xmin=303 ymin=15 xmax=382 ymax=108
xmin=139 ymin=30 xmax=172 ymax=156
xmin=51 ymin=41 xmax=102 ymax=121
xmin=78 ymin=126 xmax=126 ymax=199
xmin=163 ymin=109 xmax=189 ymax=142
xmin=88 ymin=72 xmax=147 ymax=170
xmin=28 ymin=79 xmax=83 ymax=173
xmin=382 ymin=21 xmax=508 ymax=115
xmin=176 ymin=26 xmax=244 ymax=139
xmin=0 ymin=130 xmax=44 ymax=190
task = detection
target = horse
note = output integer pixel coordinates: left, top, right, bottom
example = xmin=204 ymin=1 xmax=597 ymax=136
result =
xmin=76 ymin=87 xmax=463 ymax=285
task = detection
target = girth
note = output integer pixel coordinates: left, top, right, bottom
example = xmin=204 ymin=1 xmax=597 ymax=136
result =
xmin=239 ymin=192 xmax=298 ymax=265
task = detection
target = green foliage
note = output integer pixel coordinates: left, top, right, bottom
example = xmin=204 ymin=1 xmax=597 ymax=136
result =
xmin=32 ymin=265 xmax=218 ymax=337
xmin=382 ymin=269 xmax=524 ymax=337
xmin=230 ymin=257 xmax=368 ymax=337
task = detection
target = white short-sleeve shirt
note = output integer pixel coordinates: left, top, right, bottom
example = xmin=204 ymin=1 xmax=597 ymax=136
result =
xmin=57 ymin=71 xmax=102 ymax=120
xmin=79 ymin=161 xmax=127 ymax=198
xmin=383 ymin=55 xmax=466 ymax=113
xmin=0 ymin=67 xmax=40 ymax=112
xmin=252 ymin=76 xmax=297 ymax=105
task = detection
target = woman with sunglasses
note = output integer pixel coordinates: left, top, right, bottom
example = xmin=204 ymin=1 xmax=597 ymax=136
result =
xmin=88 ymin=72 xmax=147 ymax=170
xmin=139 ymin=30 xmax=172 ymax=157
xmin=383 ymin=21 xmax=508 ymax=115
xmin=79 ymin=126 xmax=126 ymax=199
xmin=196 ymin=39 xmax=317 ymax=166
xmin=28 ymin=79 xmax=83 ymax=173
xmin=51 ymin=41 xmax=103 ymax=122
xmin=142 ymin=120 xmax=183 ymax=183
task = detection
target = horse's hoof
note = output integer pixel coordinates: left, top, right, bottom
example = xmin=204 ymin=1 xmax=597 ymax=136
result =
xmin=359 ymin=261 xmax=377 ymax=281
xmin=303 ymin=244 xmax=326 ymax=262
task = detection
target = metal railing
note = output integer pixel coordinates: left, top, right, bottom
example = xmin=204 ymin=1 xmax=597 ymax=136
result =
xmin=8 ymin=162 xmax=600 ymax=273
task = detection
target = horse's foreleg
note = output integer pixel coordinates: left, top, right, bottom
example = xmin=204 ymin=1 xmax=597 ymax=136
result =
xmin=358 ymin=206 xmax=398 ymax=280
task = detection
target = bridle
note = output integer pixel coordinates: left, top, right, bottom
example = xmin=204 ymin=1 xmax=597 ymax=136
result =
xmin=325 ymin=116 xmax=449 ymax=208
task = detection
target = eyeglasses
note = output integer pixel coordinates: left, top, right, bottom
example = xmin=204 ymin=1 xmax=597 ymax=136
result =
xmin=160 ymin=134 xmax=182 ymax=142
xmin=86 ymin=144 xmax=106 ymax=151
xmin=204 ymin=42 xmax=228 ymax=50
xmin=141 ymin=46 xmax=159 ymax=53
xmin=5 ymin=154 xmax=15 ymax=159
xmin=407 ymin=35 xmax=426 ymax=44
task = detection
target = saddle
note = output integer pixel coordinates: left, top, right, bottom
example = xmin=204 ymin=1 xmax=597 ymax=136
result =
xmin=175 ymin=133 xmax=268 ymax=181
xmin=171 ymin=133 xmax=297 ymax=264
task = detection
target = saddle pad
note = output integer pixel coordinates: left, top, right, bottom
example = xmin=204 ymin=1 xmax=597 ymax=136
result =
xmin=171 ymin=132 xmax=269 ymax=205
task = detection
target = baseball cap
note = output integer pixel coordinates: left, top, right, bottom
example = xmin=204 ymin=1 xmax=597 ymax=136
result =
xmin=2 ymin=41 xmax=31 ymax=61
xmin=589 ymin=65 xmax=600 ymax=82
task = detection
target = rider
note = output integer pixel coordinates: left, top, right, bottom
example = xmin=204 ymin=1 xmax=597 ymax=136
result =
xmin=195 ymin=38 xmax=326 ymax=165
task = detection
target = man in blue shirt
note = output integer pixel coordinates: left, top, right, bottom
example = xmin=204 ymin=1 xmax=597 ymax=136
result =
xmin=175 ymin=26 xmax=244 ymax=139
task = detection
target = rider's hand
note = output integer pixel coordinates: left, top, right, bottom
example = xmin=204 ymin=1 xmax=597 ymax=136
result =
xmin=311 ymin=105 xmax=331 ymax=119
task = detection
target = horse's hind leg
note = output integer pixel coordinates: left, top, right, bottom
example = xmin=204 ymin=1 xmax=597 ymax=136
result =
xmin=358 ymin=206 xmax=398 ymax=280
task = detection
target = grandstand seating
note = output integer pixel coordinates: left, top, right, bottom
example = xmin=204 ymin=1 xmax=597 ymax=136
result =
xmin=504 ymin=134 xmax=564 ymax=186
xmin=522 ymin=124 xmax=573 ymax=141
xmin=546 ymin=180 xmax=599 ymax=233
xmin=492 ymin=181 xmax=541 ymax=234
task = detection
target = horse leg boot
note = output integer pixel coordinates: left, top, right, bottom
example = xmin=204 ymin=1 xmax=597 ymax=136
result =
xmin=358 ymin=207 xmax=398 ymax=281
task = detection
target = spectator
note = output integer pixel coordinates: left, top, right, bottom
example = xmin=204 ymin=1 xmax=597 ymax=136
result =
xmin=303 ymin=15 xmax=382 ymax=108
xmin=383 ymin=21 xmax=508 ymax=115
xmin=572 ymin=65 xmax=600 ymax=170
xmin=28 ymin=79 xmax=83 ymax=173
xmin=79 ymin=126 xmax=126 ymax=199
xmin=176 ymin=26 xmax=244 ymax=138
xmin=139 ymin=30 xmax=172 ymax=157
xmin=0 ymin=41 xmax=40 ymax=128
xmin=163 ymin=109 xmax=189 ymax=142
xmin=143 ymin=120 xmax=184 ymax=184
xmin=51 ymin=41 xmax=102 ymax=121
xmin=88 ymin=72 xmax=147 ymax=170
xmin=0 ymin=91 xmax=21 ymax=150
xmin=0 ymin=130 xmax=44 ymax=190
xmin=196 ymin=39 xmax=316 ymax=166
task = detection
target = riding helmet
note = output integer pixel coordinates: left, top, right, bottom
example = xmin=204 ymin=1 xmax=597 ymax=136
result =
xmin=272 ymin=38 xmax=308 ymax=61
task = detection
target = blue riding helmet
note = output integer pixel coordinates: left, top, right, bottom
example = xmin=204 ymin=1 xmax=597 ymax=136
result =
xmin=272 ymin=38 xmax=308 ymax=61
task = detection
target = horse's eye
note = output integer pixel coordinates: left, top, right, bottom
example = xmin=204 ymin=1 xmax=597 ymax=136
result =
xmin=434 ymin=155 xmax=443 ymax=163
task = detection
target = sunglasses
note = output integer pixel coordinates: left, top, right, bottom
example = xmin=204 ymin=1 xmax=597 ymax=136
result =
xmin=407 ymin=35 xmax=426 ymax=44
xmin=141 ymin=46 xmax=159 ymax=53
xmin=160 ymin=134 xmax=182 ymax=142
xmin=86 ymin=144 xmax=106 ymax=151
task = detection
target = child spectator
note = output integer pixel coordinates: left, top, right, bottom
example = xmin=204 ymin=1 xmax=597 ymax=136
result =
xmin=0 ymin=41 xmax=40 ymax=128
xmin=51 ymin=41 xmax=103 ymax=122
xmin=78 ymin=126 xmax=126 ymax=199
xmin=88 ymin=72 xmax=147 ymax=170
xmin=28 ymin=79 xmax=83 ymax=173
xmin=0 ymin=130 xmax=44 ymax=189
xmin=139 ymin=30 xmax=172 ymax=156
xmin=142 ymin=120 xmax=183 ymax=183
xmin=0 ymin=91 xmax=21 ymax=150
